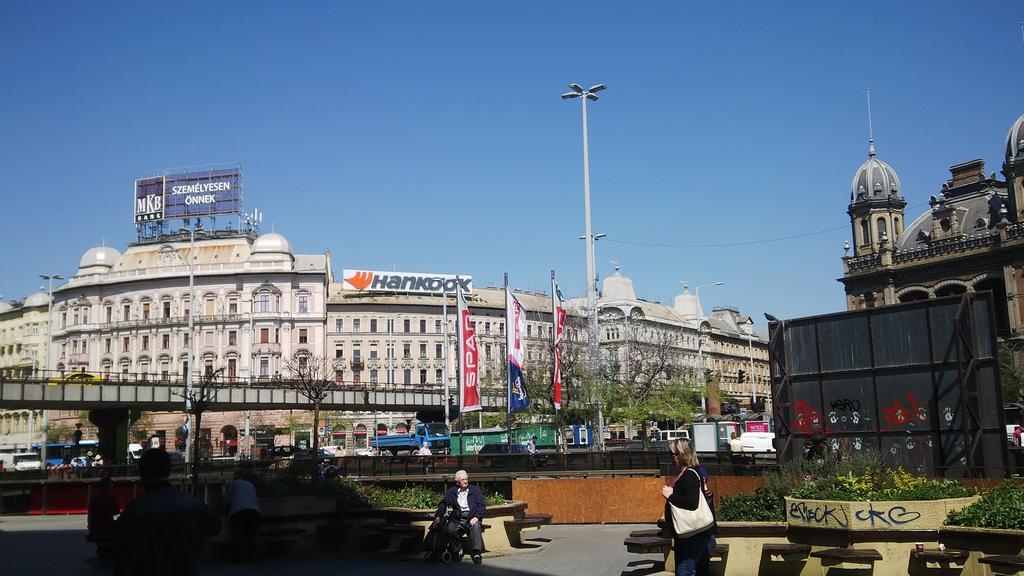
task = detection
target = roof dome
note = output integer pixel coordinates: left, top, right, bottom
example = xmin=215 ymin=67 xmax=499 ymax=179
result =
xmin=0 ymin=301 xmax=11 ymax=314
xmin=851 ymin=143 xmax=901 ymax=202
xmin=23 ymin=292 xmax=50 ymax=308
xmin=1006 ymin=113 xmax=1024 ymax=162
xmin=601 ymin=267 xmax=636 ymax=301
xmin=79 ymin=246 xmax=121 ymax=270
xmin=673 ymin=288 xmax=703 ymax=321
xmin=251 ymin=232 xmax=293 ymax=255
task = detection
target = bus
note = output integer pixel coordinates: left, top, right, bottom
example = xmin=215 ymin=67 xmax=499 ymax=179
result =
xmin=32 ymin=441 xmax=99 ymax=467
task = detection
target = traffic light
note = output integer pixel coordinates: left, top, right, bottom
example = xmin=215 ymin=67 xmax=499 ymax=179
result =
xmin=738 ymin=369 xmax=746 ymax=384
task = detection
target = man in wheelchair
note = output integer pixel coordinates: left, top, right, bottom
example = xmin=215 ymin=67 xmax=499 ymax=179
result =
xmin=429 ymin=469 xmax=486 ymax=564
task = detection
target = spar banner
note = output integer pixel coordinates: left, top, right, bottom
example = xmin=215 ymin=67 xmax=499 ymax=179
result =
xmin=342 ymin=269 xmax=473 ymax=295
xmin=506 ymin=286 xmax=530 ymax=413
xmin=134 ymin=167 xmax=242 ymax=223
xmin=457 ymin=282 xmax=481 ymax=412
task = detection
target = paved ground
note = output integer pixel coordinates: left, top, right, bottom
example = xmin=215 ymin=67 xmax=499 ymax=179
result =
xmin=0 ymin=515 xmax=664 ymax=576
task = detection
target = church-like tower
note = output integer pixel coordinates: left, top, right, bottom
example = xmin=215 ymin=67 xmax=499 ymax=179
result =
xmin=847 ymin=136 xmax=906 ymax=257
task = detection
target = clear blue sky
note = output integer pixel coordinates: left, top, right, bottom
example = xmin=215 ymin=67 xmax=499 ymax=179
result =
xmin=3 ymin=2 xmax=1023 ymax=325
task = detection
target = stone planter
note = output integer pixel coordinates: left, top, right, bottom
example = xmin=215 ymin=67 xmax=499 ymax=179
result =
xmin=785 ymin=495 xmax=979 ymax=532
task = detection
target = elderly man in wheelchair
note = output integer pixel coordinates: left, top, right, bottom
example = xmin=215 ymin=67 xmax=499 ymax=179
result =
xmin=427 ymin=469 xmax=486 ymax=564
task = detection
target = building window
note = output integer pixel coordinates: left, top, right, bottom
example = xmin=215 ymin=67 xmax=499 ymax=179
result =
xmin=105 ymin=305 xmax=113 ymax=323
xmin=387 ymin=369 xmax=395 ymax=384
xmin=228 ymin=297 xmax=238 ymax=314
xmin=403 ymin=319 xmax=410 ymax=333
xmin=403 ymin=369 xmax=411 ymax=385
xmin=142 ymin=335 xmax=150 ymax=351
xmin=228 ymin=331 xmax=237 ymax=346
xmin=419 ymin=319 xmax=426 ymax=333
xmin=435 ymin=369 xmax=443 ymax=384
xmin=386 ymin=319 xmax=394 ymax=333
xmin=386 ymin=341 xmax=395 ymax=359
xmin=334 ymin=344 xmax=344 ymax=359
xmin=335 ymin=319 xmax=343 ymax=332
xmin=419 ymin=369 xmax=427 ymax=384
xmin=258 ymin=293 xmax=271 ymax=313
xmin=105 ymin=338 xmax=112 ymax=353
xmin=259 ymin=358 xmax=269 ymax=377
xmin=370 ymin=369 xmax=378 ymax=384
xmin=142 ymin=302 xmax=150 ymax=320
xmin=485 ymin=343 xmax=492 ymax=361
xmin=369 ymin=342 xmax=378 ymax=359
xmin=419 ymin=342 xmax=427 ymax=358
xmin=370 ymin=318 xmax=377 ymax=333
xmin=161 ymin=334 xmax=170 ymax=349
xmin=353 ymin=319 xmax=361 ymax=333
xmin=204 ymin=331 xmax=214 ymax=346
xmin=876 ymin=217 xmax=887 ymax=240
xmin=402 ymin=342 xmax=411 ymax=359
xmin=527 ymin=324 xmax=532 ymax=338
xmin=122 ymin=304 xmax=131 ymax=321
xmin=352 ymin=343 xmax=361 ymax=360
xmin=860 ymin=219 xmax=869 ymax=245
xmin=299 ymin=329 xmax=308 ymax=344
xmin=435 ymin=320 xmax=442 ymax=334
xmin=435 ymin=342 xmax=443 ymax=358
xmin=298 ymin=294 xmax=309 ymax=314
xmin=260 ymin=328 xmax=269 ymax=344
xmin=162 ymin=301 xmax=171 ymax=318
xmin=485 ymin=322 xmax=491 ymax=335
xmin=183 ymin=333 xmax=190 ymax=348
xmin=122 ymin=337 xmax=130 ymax=353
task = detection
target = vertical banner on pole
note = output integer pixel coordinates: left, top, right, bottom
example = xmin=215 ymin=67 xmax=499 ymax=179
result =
xmin=457 ymin=280 xmax=482 ymax=413
xmin=507 ymin=282 xmax=530 ymax=413
xmin=551 ymin=272 xmax=565 ymax=410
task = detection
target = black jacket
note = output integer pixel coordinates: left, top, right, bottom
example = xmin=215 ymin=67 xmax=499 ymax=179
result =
xmin=664 ymin=467 xmax=717 ymax=538
xmin=435 ymin=484 xmax=486 ymax=521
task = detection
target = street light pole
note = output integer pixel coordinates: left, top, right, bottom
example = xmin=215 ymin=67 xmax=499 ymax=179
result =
xmin=692 ymin=282 xmax=723 ymax=414
xmin=562 ymin=82 xmax=607 ymax=450
xmin=182 ymin=225 xmax=201 ymax=464
xmin=39 ymin=273 xmax=63 ymax=470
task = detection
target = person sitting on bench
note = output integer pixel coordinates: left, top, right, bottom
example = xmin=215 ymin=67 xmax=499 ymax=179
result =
xmin=433 ymin=469 xmax=486 ymax=564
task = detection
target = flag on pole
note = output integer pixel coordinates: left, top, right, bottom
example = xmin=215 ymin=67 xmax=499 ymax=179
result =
xmin=506 ymin=286 xmax=530 ymax=412
xmin=457 ymin=280 xmax=482 ymax=413
xmin=551 ymin=276 xmax=566 ymax=410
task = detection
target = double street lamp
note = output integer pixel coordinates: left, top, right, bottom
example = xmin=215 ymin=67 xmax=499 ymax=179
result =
xmin=562 ymin=83 xmax=607 ymax=449
xmin=692 ymin=281 xmax=723 ymax=413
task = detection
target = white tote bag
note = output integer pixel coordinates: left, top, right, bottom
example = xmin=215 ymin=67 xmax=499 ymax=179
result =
xmin=669 ymin=468 xmax=714 ymax=538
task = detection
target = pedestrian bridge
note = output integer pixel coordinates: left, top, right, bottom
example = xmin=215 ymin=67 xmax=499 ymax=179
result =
xmin=0 ymin=375 xmax=505 ymax=413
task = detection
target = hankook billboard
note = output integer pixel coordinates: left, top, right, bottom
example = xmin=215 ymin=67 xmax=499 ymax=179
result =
xmin=134 ymin=168 xmax=242 ymax=223
xmin=342 ymin=270 xmax=473 ymax=294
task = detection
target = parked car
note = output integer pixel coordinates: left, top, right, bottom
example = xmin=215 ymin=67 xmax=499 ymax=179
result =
xmin=13 ymin=452 xmax=41 ymax=471
xmin=476 ymin=443 xmax=548 ymax=468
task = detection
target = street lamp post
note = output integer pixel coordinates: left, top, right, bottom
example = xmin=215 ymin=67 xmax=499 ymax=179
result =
xmin=692 ymin=282 xmax=723 ymax=413
xmin=562 ymin=82 xmax=607 ymax=449
xmin=182 ymin=225 xmax=203 ymax=464
xmin=39 ymin=273 xmax=63 ymax=470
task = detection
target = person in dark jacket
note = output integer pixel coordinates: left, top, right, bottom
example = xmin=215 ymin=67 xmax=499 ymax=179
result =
xmin=115 ymin=449 xmax=221 ymax=576
xmin=433 ymin=469 xmax=486 ymax=564
xmin=662 ymin=438 xmax=717 ymax=576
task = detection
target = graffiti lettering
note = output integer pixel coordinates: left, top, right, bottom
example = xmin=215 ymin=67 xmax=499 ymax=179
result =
xmin=789 ymin=501 xmax=849 ymax=528
xmin=830 ymin=398 xmax=861 ymax=412
xmin=853 ymin=503 xmax=921 ymax=527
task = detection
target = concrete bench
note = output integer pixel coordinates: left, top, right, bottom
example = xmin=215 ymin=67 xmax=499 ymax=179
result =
xmin=629 ymin=528 xmax=664 ymax=538
xmin=762 ymin=543 xmax=810 ymax=558
xmin=624 ymin=536 xmax=672 ymax=555
xmin=712 ymin=543 xmax=729 ymax=559
xmin=979 ymin=554 xmax=1024 ymax=572
xmin=811 ymin=547 xmax=882 ymax=566
xmin=504 ymin=517 xmax=548 ymax=547
xmin=912 ymin=547 xmax=969 ymax=564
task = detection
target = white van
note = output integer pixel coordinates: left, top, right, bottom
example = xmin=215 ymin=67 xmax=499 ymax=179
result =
xmin=739 ymin=432 xmax=775 ymax=453
xmin=12 ymin=452 xmax=42 ymax=471
xmin=658 ymin=429 xmax=691 ymax=442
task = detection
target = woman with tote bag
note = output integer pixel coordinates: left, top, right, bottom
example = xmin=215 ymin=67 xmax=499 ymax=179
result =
xmin=661 ymin=438 xmax=717 ymax=576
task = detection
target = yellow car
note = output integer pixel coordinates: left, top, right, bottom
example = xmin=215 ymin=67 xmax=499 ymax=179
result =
xmin=49 ymin=372 xmax=102 ymax=386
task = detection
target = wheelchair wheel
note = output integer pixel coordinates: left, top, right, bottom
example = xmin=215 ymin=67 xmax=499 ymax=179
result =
xmin=441 ymin=550 xmax=453 ymax=563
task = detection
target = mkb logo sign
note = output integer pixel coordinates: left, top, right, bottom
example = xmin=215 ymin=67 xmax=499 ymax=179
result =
xmin=134 ymin=176 xmax=165 ymax=223
xmin=342 ymin=270 xmax=472 ymax=294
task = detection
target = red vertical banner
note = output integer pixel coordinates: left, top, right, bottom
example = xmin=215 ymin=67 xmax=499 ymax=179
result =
xmin=457 ymin=283 xmax=481 ymax=412
xmin=552 ymin=276 xmax=565 ymax=410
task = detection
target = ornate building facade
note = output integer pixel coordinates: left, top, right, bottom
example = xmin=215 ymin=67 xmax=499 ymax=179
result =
xmin=840 ymin=114 xmax=1024 ymax=340
xmin=0 ymin=292 xmax=50 ymax=453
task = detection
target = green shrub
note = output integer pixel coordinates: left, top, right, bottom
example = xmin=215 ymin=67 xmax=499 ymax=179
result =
xmin=945 ymin=482 xmax=1024 ymax=530
xmin=716 ymin=489 xmax=785 ymax=522
xmin=790 ymin=467 xmax=974 ymax=502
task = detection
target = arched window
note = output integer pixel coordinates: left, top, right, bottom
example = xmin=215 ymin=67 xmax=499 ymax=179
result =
xmin=893 ymin=216 xmax=901 ymax=240
xmin=859 ymin=219 xmax=869 ymax=246
xmin=876 ymin=217 xmax=887 ymax=241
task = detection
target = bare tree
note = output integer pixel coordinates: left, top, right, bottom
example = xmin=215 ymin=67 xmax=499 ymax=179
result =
xmin=281 ymin=353 xmax=333 ymax=456
xmin=176 ymin=368 xmax=225 ymax=493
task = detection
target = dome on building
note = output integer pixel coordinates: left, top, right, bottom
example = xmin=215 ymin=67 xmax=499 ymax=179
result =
xmin=251 ymin=232 xmax=293 ymax=255
xmin=673 ymin=288 xmax=703 ymax=321
xmin=1006 ymin=113 xmax=1024 ymax=162
xmin=78 ymin=246 xmax=121 ymax=270
xmin=601 ymin=267 xmax=636 ymax=301
xmin=851 ymin=142 xmax=901 ymax=202
xmin=0 ymin=301 xmax=12 ymax=314
xmin=23 ymin=292 xmax=50 ymax=308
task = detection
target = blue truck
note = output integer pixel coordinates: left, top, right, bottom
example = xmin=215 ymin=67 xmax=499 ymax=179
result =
xmin=370 ymin=422 xmax=451 ymax=455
